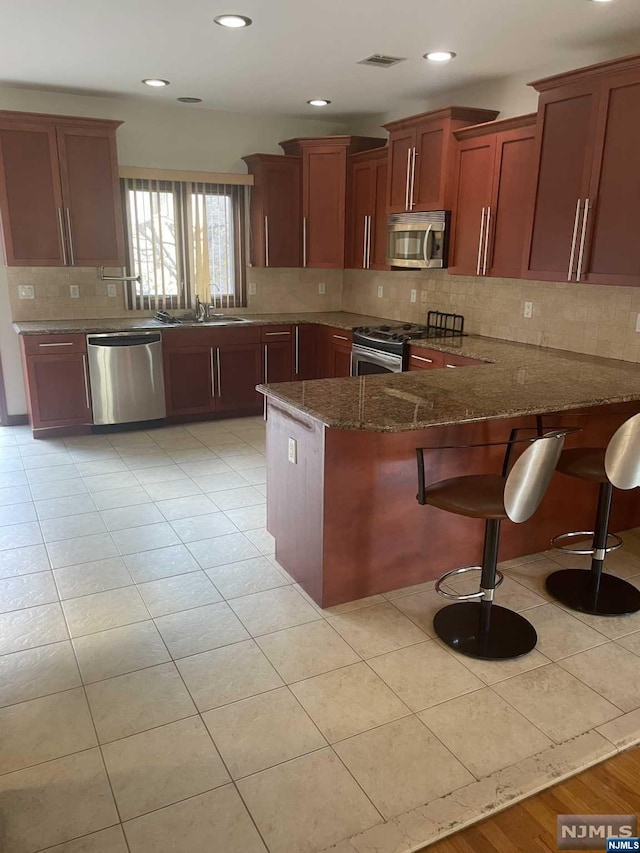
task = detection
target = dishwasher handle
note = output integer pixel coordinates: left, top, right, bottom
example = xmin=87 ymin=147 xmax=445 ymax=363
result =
xmin=87 ymin=333 xmax=162 ymax=347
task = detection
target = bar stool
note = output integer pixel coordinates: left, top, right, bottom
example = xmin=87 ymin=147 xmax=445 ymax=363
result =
xmin=416 ymin=430 xmax=567 ymax=660
xmin=546 ymin=412 xmax=640 ymax=616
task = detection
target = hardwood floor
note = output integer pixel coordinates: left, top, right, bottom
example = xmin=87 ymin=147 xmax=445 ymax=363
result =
xmin=423 ymin=748 xmax=640 ymax=852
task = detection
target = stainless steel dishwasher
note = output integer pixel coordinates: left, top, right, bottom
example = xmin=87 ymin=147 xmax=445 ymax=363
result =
xmin=87 ymin=332 xmax=166 ymax=425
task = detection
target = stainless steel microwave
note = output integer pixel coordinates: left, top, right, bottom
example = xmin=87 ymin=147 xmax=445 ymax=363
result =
xmin=387 ymin=211 xmax=450 ymax=269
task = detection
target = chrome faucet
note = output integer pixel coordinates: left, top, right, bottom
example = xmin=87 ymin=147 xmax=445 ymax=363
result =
xmin=195 ymin=295 xmax=207 ymax=322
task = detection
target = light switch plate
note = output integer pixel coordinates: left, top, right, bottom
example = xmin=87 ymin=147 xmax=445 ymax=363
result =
xmin=288 ymin=437 xmax=297 ymax=464
xmin=318 ymin=282 xmax=326 ymax=294
xmin=410 ymin=289 xmax=417 ymax=303
xmin=248 ymin=282 xmax=257 ymax=296
xmin=70 ymin=285 xmax=80 ymax=299
xmin=524 ymin=301 xmax=533 ymax=319
xmin=18 ymin=285 xmax=34 ymax=300
xmin=377 ymin=285 xmax=384 ymax=298
xmin=635 ymin=313 xmax=640 ymax=333
xmin=107 ymin=283 xmax=117 ymax=298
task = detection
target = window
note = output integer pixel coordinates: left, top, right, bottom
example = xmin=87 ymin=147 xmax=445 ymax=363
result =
xmin=121 ymin=177 xmax=247 ymax=310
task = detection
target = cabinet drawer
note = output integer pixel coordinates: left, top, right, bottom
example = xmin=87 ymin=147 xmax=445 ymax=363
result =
xmin=22 ymin=333 xmax=87 ymax=354
xmin=408 ymin=347 xmax=444 ymax=370
xmin=327 ymin=327 xmax=353 ymax=345
xmin=162 ymin=328 xmax=216 ymax=349
xmin=261 ymin=325 xmax=292 ymax=341
xmin=441 ymin=353 xmax=485 ymax=368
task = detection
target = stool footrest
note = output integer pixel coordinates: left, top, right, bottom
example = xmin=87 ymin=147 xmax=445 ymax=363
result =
xmin=550 ymin=530 xmax=622 ymax=556
xmin=435 ymin=565 xmax=504 ymax=602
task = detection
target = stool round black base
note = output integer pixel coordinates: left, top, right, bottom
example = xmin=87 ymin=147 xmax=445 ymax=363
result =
xmin=433 ymin=602 xmax=538 ymax=661
xmin=546 ymin=569 xmax=640 ymax=616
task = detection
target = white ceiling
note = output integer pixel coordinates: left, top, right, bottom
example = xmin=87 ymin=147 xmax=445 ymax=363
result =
xmin=1 ymin=0 xmax=640 ymax=118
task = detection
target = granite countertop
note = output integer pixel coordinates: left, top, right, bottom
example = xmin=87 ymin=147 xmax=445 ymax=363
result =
xmin=258 ymin=335 xmax=640 ymax=432
xmin=12 ymin=311 xmax=386 ymax=336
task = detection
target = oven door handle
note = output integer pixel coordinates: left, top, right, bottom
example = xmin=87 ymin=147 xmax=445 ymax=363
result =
xmin=422 ymin=224 xmax=433 ymax=264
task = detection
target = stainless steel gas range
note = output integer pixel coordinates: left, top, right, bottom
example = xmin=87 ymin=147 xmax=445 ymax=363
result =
xmin=351 ymin=311 xmax=465 ymax=375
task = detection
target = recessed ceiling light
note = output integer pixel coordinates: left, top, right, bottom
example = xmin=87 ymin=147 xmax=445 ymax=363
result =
xmin=424 ymin=51 xmax=457 ymax=62
xmin=214 ymin=14 xmax=252 ymax=27
xmin=307 ymin=99 xmax=331 ymax=107
xmin=142 ymin=78 xmax=170 ymax=87
xmin=177 ymin=97 xmax=202 ymax=103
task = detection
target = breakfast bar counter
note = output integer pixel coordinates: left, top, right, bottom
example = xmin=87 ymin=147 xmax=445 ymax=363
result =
xmin=258 ymin=337 xmax=640 ymax=606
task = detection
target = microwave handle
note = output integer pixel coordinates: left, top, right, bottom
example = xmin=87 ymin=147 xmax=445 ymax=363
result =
xmin=422 ymin=225 xmax=433 ymax=263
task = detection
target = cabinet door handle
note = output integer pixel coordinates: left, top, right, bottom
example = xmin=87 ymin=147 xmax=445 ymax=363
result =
xmin=482 ymin=206 xmax=492 ymax=275
xmin=476 ymin=208 xmax=486 ymax=276
xmin=302 ymin=216 xmax=307 ymax=267
xmin=333 ymin=334 xmax=349 ymax=341
xmin=264 ymin=331 xmax=290 ymax=337
xmin=294 ymin=325 xmax=300 ymax=375
xmin=57 ymin=208 xmax=68 ymax=266
xmin=409 ymin=148 xmax=417 ymax=210
xmin=264 ymin=216 xmax=269 ymax=267
xmin=210 ymin=347 xmax=216 ymax=398
xmin=405 ymin=148 xmax=412 ymax=211
xmin=411 ymin=354 xmax=433 ymax=363
xmin=576 ymin=198 xmax=590 ymax=282
xmin=65 ymin=208 xmax=75 ymax=265
xmin=38 ymin=341 xmax=74 ymax=347
xmin=82 ymin=354 xmax=91 ymax=411
xmin=216 ymin=347 xmax=222 ymax=397
xmin=445 ymin=363 xmax=458 ymax=368
xmin=568 ymin=198 xmax=582 ymax=281
xmin=362 ymin=215 xmax=368 ymax=269
xmin=264 ymin=343 xmax=269 ymax=382
xmin=366 ymin=215 xmax=372 ymax=269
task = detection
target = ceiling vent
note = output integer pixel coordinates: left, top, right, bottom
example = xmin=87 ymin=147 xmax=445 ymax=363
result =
xmin=357 ymin=54 xmax=406 ymax=69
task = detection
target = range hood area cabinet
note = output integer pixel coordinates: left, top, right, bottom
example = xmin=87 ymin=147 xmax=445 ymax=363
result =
xmin=524 ymin=55 xmax=640 ymax=286
xmin=383 ymin=106 xmax=499 ymax=214
xmin=242 ymin=154 xmax=302 ymax=268
xmin=346 ymin=147 xmax=389 ymax=271
xmin=448 ymin=114 xmax=537 ymax=279
xmin=279 ymin=136 xmax=386 ymax=269
xmin=0 ymin=111 xmax=125 ymax=267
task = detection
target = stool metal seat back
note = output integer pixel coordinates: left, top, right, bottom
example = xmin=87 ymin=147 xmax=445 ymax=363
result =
xmin=605 ymin=412 xmax=640 ymax=490
xmin=504 ymin=431 xmax=566 ymax=523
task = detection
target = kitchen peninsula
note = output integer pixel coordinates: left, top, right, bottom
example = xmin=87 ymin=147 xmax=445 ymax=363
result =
xmin=259 ymin=336 xmax=640 ymax=607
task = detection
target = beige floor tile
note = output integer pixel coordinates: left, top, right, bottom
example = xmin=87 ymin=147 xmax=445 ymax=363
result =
xmin=291 ymin=662 xmax=410 ymax=742
xmin=0 ymin=602 xmax=68 ymax=655
xmin=86 ymin=662 xmax=196 ymax=742
xmin=618 ymin=630 xmax=640 ymax=656
xmin=54 ymin=557 xmax=133 ymax=600
xmin=420 ymin=687 xmax=553 ymax=779
xmin=170 ymin=511 xmax=238 ymax=543
xmin=176 ymin=639 xmax=283 ymax=711
xmin=559 ymin=602 xmax=640 ymax=640
xmin=0 ymin=543 xmax=50 ymax=579
xmin=212 ymin=486 xmax=265 ymax=510
xmin=244 ymin=526 xmax=275 ymax=554
xmin=178 ymin=458 xmax=232 ymax=477
xmin=102 ymin=716 xmax=229 ymax=820
xmin=368 ymin=640 xmax=484 ymax=712
xmin=29 ymin=478 xmax=88 ymax=501
xmin=0 ymin=687 xmax=97 ymax=774
xmin=154 ymin=493 xmax=218 ymax=521
xmin=0 ymin=502 xmax=37 ymax=527
xmin=142 ymin=478 xmax=202 ymax=501
xmin=559 ymin=642 xmax=640 ymax=712
xmin=335 ymin=716 xmax=474 ymax=818
xmin=193 ymin=471 xmax=249 ymax=493
xmin=83 ymin=472 xmax=139 ymax=492
xmin=239 ymin=466 xmax=268 ymax=486
xmin=0 ymin=520 xmax=43 ymax=551
xmin=22 ymin=451 xmax=73 ymax=470
xmin=111 ymin=522 xmax=181 ymax=556
xmin=206 ymin=555 xmax=289 ymax=599
xmin=166 ymin=447 xmax=218 ymax=464
xmin=0 ymin=748 xmax=118 ymax=853
xmin=188 ymin=531 xmax=261 ymax=568
xmin=0 ymin=640 xmax=80 ymax=708
xmin=73 ymin=621 xmax=170 ymax=683
xmin=124 ymin=784 xmax=266 ymax=853
xmin=91 ymin=486 xmax=152 ymax=511
xmin=493 ymin=663 xmax=621 ymax=743
xmin=35 ymin=494 xmax=99 ymax=520
xmin=133 ymin=465 xmax=189 ymax=485
xmin=123 ymin=543 xmax=200 ymax=583
xmin=43 ymin=825 xmax=129 ymax=852
xmin=155 ymin=601 xmax=249 ymax=658
xmin=100 ymin=504 xmax=165 ymax=532
xmin=75 ymin=459 xmax=129 ymax=477
xmin=257 ymin=620 xmax=361 ymax=683
xmin=0 ymin=570 xmax=58 ymax=613
xmin=47 ymin=533 xmax=119 ymax=570
xmin=62 ymin=586 xmax=149 ymax=637
xmin=447 ymin=575 xmax=547 ymax=611
xmin=225 ymin=452 xmax=266 ymax=471
xmin=525 ymin=603 xmax=609 ymax=660
xmin=323 ymin=594 xmax=387 ymax=615
xmin=388 ymin=589 xmax=442 ymax=636
xmin=137 ymin=571 xmax=221 ymax=617
xmin=203 ymin=686 xmax=326 ymax=778
xmin=224 ymin=503 xmax=267 ymax=531
xmin=123 ymin=452 xmax=173 ymax=470
xmin=237 ymin=748 xmax=380 ymax=853
xmin=439 ymin=640 xmax=550 ymax=685
xmin=597 ymin=707 xmax=640 ymax=750
xmin=229 ymin=586 xmax=320 ymax=636
xmin=328 ymin=602 xmax=427 ymax=658
xmin=504 ymin=558 xmax=557 ymax=600
xmin=0 ymin=484 xmax=31 ymax=506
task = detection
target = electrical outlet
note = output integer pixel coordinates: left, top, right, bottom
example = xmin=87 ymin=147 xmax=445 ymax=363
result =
xmin=410 ymin=289 xmax=417 ymax=303
xmin=420 ymin=291 xmax=428 ymax=304
xmin=248 ymin=282 xmax=257 ymax=296
xmin=377 ymin=285 xmax=384 ymax=298
xmin=523 ymin=301 xmax=533 ymax=319
xmin=107 ymin=283 xmax=117 ymax=298
xmin=635 ymin=313 xmax=640 ymax=332
xmin=318 ymin=282 xmax=326 ymax=294
xmin=288 ymin=437 xmax=297 ymax=464
xmin=18 ymin=285 xmax=34 ymax=300
xmin=70 ymin=285 xmax=80 ymax=299
xmin=517 ymin=368 xmax=527 ymax=384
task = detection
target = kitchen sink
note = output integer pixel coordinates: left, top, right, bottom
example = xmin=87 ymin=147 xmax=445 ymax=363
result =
xmin=201 ymin=315 xmax=249 ymax=324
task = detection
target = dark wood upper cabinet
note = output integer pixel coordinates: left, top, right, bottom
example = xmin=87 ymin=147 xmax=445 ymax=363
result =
xmin=0 ymin=110 xmax=124 ymax=267
xmin=449 ymin=114 xmax=536 ymax=278
xmin=383 ymin=107 xmax=499 ymax=215
xmin=242 ymin=154 xmax=301 ymax=268
xmin=346 ymin=147 xmax=389 ymax=271
xmin=279 ymin=136 xmax=385 ymax=269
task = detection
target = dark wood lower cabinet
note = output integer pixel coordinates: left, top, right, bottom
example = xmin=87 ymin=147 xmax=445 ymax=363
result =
xmin=216 ymin=343 xmax=264 ymax=413
xmin=163 ymin=347 xmax=215 ymax=416
xmin=24 ymin=352 xmax=91 ymax=428
xmin=295 ymin=325 xmax=318 ymax=380
xmin=317 ymin=326 xmax=353 ymax=378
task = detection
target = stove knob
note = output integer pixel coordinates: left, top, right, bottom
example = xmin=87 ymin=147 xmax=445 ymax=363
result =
xmin=402 ymin=324 xmax=412 ymax=330
xmin=391 ymin=333 xmax=399 ymax=340
xmin=381 ymin=325 xmax=391 ymax=332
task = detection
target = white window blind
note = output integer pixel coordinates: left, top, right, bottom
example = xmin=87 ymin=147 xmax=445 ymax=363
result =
xmin=121 ymin=178 xmax=247 ymax=310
